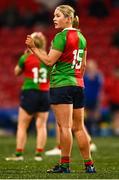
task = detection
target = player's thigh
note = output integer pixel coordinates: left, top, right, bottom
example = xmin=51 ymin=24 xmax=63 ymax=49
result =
xmin=51 ymin=104 xmax=73 ymax=128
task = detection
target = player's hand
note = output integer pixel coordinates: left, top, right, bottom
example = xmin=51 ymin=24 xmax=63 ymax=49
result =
xmin=25 ymin=35 xmax=36 ymax=49
xmin=37 ymin=32 xmax=47 ymax=50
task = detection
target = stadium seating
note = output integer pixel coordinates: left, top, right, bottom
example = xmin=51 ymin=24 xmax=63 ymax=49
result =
xmin=0 ymin=4 xmax=119 ymax=108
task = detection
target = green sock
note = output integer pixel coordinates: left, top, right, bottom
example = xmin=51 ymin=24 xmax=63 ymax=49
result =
xmin=61 ymin=163 xmax=69 ymax=168
xmin=15 ymin=151 xmax=23 ymax=157
xmin=84 ymin=159 xmax=93 ymax=166
xmin=35 ymin=152 xmax=42 ymax=157
xmin=84 ymin=159 xmax=92 ymax=163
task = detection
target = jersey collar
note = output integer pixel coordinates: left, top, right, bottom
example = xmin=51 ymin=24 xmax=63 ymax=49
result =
xmin=62 ymin=27 xmax=77 ymax=31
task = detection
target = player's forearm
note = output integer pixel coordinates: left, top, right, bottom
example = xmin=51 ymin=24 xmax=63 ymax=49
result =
xmin=81 ymin=51 xmax=86 ymax=75
xmin=30 ymin=47 xmax=53 ymax=66
xmin=14 ymin=66 xmax=23 ymax=76
xmin=80 ymin=64 xmax=86 ymax=76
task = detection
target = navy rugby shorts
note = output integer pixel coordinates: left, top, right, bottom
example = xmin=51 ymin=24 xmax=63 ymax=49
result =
xmin=20 ymin=90 xmax=50 ymax=115
xmin=50 ymin=86 xmax=85 ymax=108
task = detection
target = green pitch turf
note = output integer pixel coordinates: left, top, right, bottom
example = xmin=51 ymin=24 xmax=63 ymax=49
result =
xmin=0 ymin=135 xmax=119 ymax=179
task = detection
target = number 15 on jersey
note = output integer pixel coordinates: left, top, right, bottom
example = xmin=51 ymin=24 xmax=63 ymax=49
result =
xmin=71 ymin=49 xmax=84 ymax=69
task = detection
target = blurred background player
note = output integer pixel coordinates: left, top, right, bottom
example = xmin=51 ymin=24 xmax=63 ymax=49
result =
xmin=84 ymin=59 xmax=104 ymax=137
xmin=5 ymin=32 xmax=50 ymax=161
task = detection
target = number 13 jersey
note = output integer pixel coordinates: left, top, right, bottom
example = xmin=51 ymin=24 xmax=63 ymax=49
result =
xmin=18 ymin=53 xmax=50 ymax=91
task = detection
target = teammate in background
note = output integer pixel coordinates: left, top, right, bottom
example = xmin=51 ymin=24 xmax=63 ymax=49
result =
xmin=26 ymin=5 xmax=96 ymax=173
xmin=6 ymin=32 xmax=50 ymax=161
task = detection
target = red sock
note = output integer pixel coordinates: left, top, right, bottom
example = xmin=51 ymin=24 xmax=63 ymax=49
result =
xmin=36 ymin=148 xmax=44 ymax=153
xmin=60 ymin=156 xmax=70 ymax=164
xmin=16 ymin=148 xmax=23 ymax=152
xmin=16 ymin=149 xmax=23 ymax=156
xmin=57 ymin=145 xmax=61 ymax=149
xmin=84 ymin=160 xmax=94 ymax=166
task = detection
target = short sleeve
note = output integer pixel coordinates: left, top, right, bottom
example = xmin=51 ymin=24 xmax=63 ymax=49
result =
xmin=18 ymin=54 xmax=28 ymax=68
xmin=51 ymin=32 xmax=66 ymax=52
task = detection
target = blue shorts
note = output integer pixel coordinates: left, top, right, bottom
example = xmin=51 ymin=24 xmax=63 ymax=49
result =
xmin=20 ymin=90 xmax=50 ymax=115
xmin=85 ymin=100 xmax=98 ymax=110
xmin=50 ymin=86 xmax=85 ymax=109
xmin=110 ymin=102 xmax=119 ymax=112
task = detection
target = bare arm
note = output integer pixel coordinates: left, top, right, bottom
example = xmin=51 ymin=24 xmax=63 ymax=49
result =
xmin=25 ymin=35 xmax=62 ymax=66
xmin=14 ymin=65 xmax=23 ymax=76
xmin=30 ymin=47 xmax=62 ymax=66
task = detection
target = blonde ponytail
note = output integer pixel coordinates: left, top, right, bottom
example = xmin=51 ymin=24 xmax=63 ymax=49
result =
xmin=72 ymin=15 xmax=79 ymax=28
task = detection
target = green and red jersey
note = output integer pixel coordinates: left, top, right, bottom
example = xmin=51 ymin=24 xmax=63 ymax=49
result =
xmin=50 ymin=28 xmax=87 ymax=88
xmin=18 ymin=53 xmax=50 ymax=91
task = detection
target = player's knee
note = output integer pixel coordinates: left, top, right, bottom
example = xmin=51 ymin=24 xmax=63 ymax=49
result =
xmin=59 ymin=126 xmax=71 ymax=134
xmin=36 ymin=121 xmax=46 ymax=129
xmin=72 ymin=126 xmax=79 ymax=133
xmin=72 ymin=125 xmax=82 ymax=133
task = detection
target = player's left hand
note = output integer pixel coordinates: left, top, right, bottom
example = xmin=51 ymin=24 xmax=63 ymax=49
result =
xmin=25 ymin=35 xmax=36 ymax=49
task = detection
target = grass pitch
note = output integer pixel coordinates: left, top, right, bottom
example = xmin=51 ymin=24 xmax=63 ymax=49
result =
xmin=0 ymin=135 xmax=119 ymax=179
